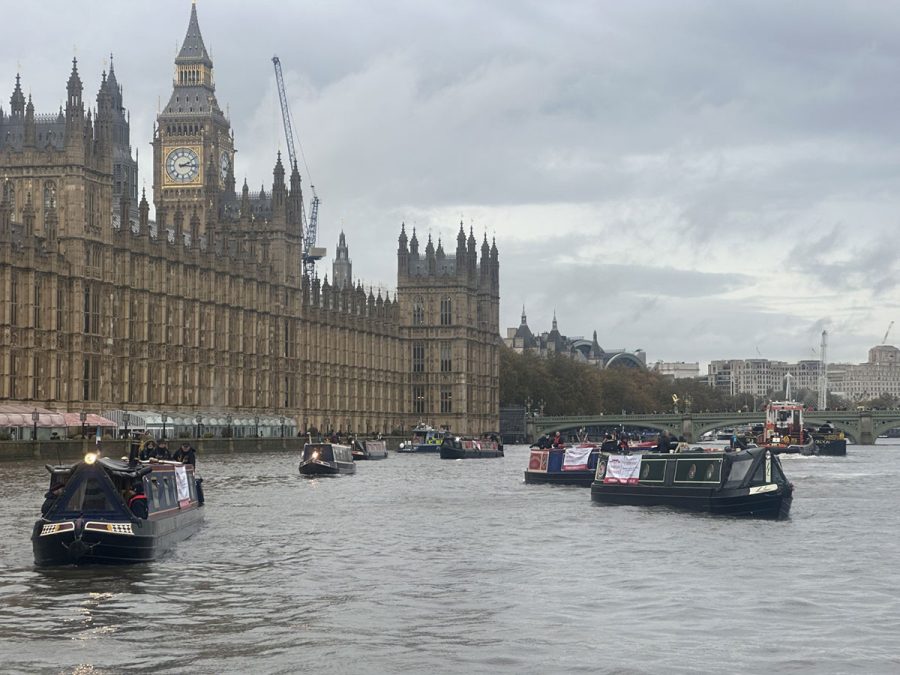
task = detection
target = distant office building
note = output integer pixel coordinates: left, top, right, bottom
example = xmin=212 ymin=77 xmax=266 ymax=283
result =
xmin=829 ymin=345 xmax=900 ymax=401
xmin=707 ymin=359 xmax=822 ymax=397
xmin=709 ymin=346 xmax=900 ymax=403
xmin=653 ymin=361 xmax=700 ymax=379
xmin=504 ymin=308 xmax=646 ymax=369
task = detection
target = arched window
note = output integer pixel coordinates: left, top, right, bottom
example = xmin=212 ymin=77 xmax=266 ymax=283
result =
xmin=2 ymin=180 xmax=14 ymax=211
xmin=43 ymin=181 xmax=56 ymax=209
xmin=440 ymin=297 xmax=452 ymax=326
xmin=412 ymin=297 xmax=425 ymax=326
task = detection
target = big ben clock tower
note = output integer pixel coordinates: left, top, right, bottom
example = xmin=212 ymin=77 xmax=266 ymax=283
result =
xmin=153 ymin=1 xmax=234 ymax=234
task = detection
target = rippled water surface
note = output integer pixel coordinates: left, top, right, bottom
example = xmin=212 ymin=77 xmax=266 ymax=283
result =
xmin=2 ymin=442 xmax=900 ymax=674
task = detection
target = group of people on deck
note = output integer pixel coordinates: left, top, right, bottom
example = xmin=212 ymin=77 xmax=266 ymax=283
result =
xmin=137 ymin=439 xmax=196 ymax=466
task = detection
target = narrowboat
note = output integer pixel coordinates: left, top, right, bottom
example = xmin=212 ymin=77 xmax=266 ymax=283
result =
xmin=32 ymin=449 xmax=204 ymax=566
xmin=439 ymin=435 xmax=504 ymax=459
xmin=524 ymin=444 xmax=601 ymax=486
xmin=480 ymin=432 xmax=504 ymax=454
xmin=590 ymin=445 xmax=793 ymax=519
xmin=397 ymin=424 xmax=444 ymax=453
xmin=758 ymin=401 xmax=816 ymax=455
xmin=299 ymin=443 xmax=356 ymax=475
xmin=351 ymin=439 xmax=388 ymax=460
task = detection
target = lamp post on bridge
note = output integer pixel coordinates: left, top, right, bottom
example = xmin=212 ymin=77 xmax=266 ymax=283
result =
xmin=79 ymin=411 xmax=87 ymax=439
xmin=32 ymin=408 xmax=39 ymax=443
xmin=195 ymin=414 xmax=202 ymax=439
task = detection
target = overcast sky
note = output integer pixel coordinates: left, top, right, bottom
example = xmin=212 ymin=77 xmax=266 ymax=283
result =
xmin=4 ymin=0 xmax=900 ymax=368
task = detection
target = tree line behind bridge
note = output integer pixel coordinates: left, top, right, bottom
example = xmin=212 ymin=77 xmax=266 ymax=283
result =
xmin=499 ymin=346 xmax=875 ymax=415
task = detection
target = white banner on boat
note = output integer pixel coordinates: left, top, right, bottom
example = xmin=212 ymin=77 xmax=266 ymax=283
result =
xmin=175 ymin=465 xmax=191 ymax=505
xmin=604 ymin=454 xmax=642 ymax=484
xmin=563 ymin=446 xmax=593 ymax=471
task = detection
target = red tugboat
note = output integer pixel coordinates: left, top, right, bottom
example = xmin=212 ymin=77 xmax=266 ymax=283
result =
xmin=758 ymin=401 xmax=816 ymax=455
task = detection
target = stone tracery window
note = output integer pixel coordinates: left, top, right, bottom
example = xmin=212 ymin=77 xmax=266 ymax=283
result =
xmin=412 ymin=297 xmax=425 ymax=326
xmin=43 ymin=181 xmax=56 ymax=209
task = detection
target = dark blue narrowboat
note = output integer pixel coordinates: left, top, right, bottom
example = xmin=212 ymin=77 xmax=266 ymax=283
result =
xmin=32 ymin=450 xmax=204 ymax=566
xmin=524 ymin=444 xmax=601 ymax=486
xmin=299 ymin=443 xmax=356 ymax=475
xmin=439 ymin=436 xmax=504 ymax=459
xmin=590 ymin=445 xmax=793 ymax=519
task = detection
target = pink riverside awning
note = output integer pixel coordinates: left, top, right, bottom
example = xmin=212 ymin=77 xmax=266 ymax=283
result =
xmin=0 ymin=405 xmax=67 ymax=428
xmin=0 ymin=412 xmax=68 ymax=428
xmin=62 ymin=413 xmax=117 ymax=428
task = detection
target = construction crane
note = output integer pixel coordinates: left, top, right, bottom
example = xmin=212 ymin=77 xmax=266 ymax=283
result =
xmin=272 ymin=55 xmax=324 ymax=279
xmin=884 ymin=321 xmax=894 ymax=345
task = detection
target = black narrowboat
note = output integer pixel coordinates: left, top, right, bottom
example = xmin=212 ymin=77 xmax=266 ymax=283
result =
xmin=524 ymin=444 xmax=601 ymax=486
xmin=350 ymin=439 xmax=388 ymax=460
xmin=439 ymin=435 xmax=504 ymax=459
xmin=590 ymin=445 xmax=793 ymax=519
xmin=32 ymin=450 xmax=204 ymax=566
xmin=299 ymin=443 xmax=356 ymax=475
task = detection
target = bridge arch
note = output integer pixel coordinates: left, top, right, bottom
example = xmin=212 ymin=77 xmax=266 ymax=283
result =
xmin=605 ymin=353 xmax=646 ymax=369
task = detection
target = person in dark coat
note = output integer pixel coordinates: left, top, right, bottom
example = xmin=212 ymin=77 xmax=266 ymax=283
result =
xmin=156 ymin=440 xmax=171 ymax=460
xmin=657 ymin=431 xmax=670 ymax=453
xmin=126 ymin=483 xmax=149 ymax=519
xmin=173 ymin=442 xmax=196 ymax=466
xmin=139 ymin=440 xmax=157 ymax=461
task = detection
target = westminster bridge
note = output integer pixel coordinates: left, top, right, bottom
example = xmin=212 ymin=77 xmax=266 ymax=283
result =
xmin=526 ymin=409 xmax=900 ymax=445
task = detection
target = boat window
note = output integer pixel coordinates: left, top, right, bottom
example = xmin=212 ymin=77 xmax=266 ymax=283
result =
xmin=166 ymin=476 xmax=177 ymax=505
xmin=156 ymin=477 xmax=168 ymax=508
xmin=639 ymin=459 xmax=666 ymax=482
xmin=60 ymin=476 xmax=116 ymax=513
xmin=725 ymin=458 xmax=752 ymax=485
xmin=749 ymin=460 xmax=767 ymax=486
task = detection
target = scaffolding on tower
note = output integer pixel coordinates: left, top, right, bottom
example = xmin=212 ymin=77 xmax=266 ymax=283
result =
xmin=272 ymin=55 xmax=324 ymax=279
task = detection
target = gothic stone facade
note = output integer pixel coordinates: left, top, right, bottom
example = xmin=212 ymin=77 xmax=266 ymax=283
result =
xmin=0 ymin=4 xmax=499 ymax=436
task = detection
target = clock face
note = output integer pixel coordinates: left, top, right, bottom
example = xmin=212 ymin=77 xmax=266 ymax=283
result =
xmin=165 ymin=147 xmax=200 ymax=183
xmin=220 ymin=151 xmax=230 ymax=181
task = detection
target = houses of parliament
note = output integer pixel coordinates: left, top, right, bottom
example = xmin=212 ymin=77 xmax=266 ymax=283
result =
xmin=0 ymin=4 xmax=500 ymax=436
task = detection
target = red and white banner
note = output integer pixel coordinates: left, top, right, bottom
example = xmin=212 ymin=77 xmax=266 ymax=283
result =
xmin=563 ymin=446 xmax=593 ymax=471
xmin=603 ymin=454 xmax=642 ymax=484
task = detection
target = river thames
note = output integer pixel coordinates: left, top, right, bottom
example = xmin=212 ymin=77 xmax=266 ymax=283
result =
xmin=1 ymin=441 xmax=899 ymax=674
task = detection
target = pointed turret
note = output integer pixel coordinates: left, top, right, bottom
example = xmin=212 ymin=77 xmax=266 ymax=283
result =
xmin=24 ymin=94 xmax=35 ymax=147
xmin=66 ymin=58 xmax=83 ymax=123
xmin=138 ymin=188 xmax=149 ymax=235
xmin=425 ymin=233 xmax=436 ymax=275
xmin=398 ymin=221 xmax=408 ymax=252
xmin=272 ymin=151 xmax=286 ymax=216
xmin=177 ymin=2 xmax=213 ymax=68
xmin=410 ymin=227 xmax=419 ymax=255
xmin=10 ymin=74 xmax=25 ymax=118
xmin=333 ymin=230 xmax=352 ymax=290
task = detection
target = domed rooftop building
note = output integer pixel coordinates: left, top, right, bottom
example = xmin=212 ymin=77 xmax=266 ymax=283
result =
xmin=503 ymin=310 xmax=645 ymax=369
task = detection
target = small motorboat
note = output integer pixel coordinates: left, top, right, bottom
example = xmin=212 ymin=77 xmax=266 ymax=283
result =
xmin=299 ymin=443 xmax=356 ymax=476
xmin=397 ymin=424 xmax=444 ymax=453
